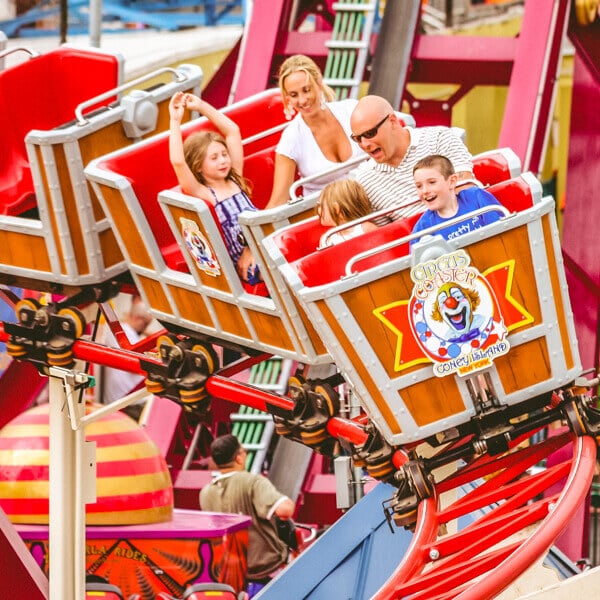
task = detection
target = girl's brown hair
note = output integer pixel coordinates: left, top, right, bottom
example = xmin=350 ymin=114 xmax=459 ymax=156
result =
xmin=183 ymin=131 xmax=251 ymax=196
xmin=319 ymin=179 xmax=373 ymax=225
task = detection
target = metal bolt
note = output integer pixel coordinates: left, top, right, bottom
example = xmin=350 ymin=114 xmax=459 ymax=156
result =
xmin=429 ymin=548 xmax=440 ymax=560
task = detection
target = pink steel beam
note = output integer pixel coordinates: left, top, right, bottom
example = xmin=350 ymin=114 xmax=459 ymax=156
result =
xmin=370 ymin=431 xmax=596 ymax=600
xmin=231 ymin=0 xmax=289 ymax=101
xmin=497 ymin=0 xmax=570 ymax=174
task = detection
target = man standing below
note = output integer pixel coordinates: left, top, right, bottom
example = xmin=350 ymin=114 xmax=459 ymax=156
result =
xmin=200 ymin=434 xmax=295 ymax=598
xmin=99 ymin=294 xmax=154 ymax=419
xmin=350 ymin=95 xmax=476 ymax=221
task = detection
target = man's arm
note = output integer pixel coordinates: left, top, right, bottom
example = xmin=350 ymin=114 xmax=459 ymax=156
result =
xmin=455 ymin=171 xmax=478 ymax=191
xmin=268 ymin=495 xmax=295 ymax=520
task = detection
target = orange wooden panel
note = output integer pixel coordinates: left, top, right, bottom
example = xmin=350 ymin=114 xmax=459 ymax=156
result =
xmin=343 ymin=269 xmax=416 ymax=378
xmin=244 ymin=309 xmax=295 ymax=350
xmin=0 ymin=231 xmax=51 ymax=271
xmin=401 ymin=376 xmax=466 ymax=427
xmin=209 ymin=298 xmax=253 ymax=340
xmin=468 ymin=228 xmax=542 ymax=326
xmin=99 ymin=186 xmax=154 ymax=270
xmin=34 ymin=144 xmax=65 ymax=274
xmin=494 ymin=338 xmax=551 ymax=394
xmin=317 ymin=299 xmax=402 ymax=434
xmin=167 ymin=285 xmax=215 ymax=328
xmin=137 ymin=274 xmax=171 ymax=315
xmin=288 ymin=294 xmax=328 ymax=355
xmin=97 ymin=227 xmax=125 ymax=270
xmin=52 ymin=144 xmax=90 ymax=275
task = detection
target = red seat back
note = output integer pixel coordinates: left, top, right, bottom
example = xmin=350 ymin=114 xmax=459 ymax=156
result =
xmin=473 ymin=148 xmax=521 ymax=186
xmin=93 ymin=89 xmax=287 ymax=272
xmin=275 ymin=215 xmax=420 ymax=288
xmin=0 ymin=47 xmax=120 ymax=216
xmin=487 ymin=176 xmax=535 ymax=213
xmin=243 ymin=146 xmax=276 ymax=209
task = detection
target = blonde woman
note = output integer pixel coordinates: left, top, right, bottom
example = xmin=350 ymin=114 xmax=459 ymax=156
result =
xmin=265 ymin=55 xmax=366 ymax=209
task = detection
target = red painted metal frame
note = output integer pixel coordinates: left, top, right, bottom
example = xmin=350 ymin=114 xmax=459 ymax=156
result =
xmin=371 ymin=431 xmax=596 ymax=600
xmin=0 ymin=322 xmax=369 ymax=448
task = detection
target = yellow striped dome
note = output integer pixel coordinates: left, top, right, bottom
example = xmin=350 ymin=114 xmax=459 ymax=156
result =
xmin=0 ymin=403 xmax=173 ymax=525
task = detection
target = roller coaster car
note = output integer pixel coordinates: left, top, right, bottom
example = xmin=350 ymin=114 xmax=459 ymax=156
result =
xmin=263 ymin=168 xmax=581 ymax=451
xmin=85 ymin=88 xmax=337 ymax=364
xmin=0 ymin=44 xmax=202 ymax=294
xmin=87 ymin=123 xmax=516 ymax=366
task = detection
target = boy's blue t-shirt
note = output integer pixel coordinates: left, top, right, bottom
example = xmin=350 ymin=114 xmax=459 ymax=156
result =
xmin=411 ymin=187 xmax=502 ymax=246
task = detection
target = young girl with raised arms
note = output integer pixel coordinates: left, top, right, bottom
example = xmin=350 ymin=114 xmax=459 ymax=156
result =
xmin=168 ymin=91 xmax=260 ymax=284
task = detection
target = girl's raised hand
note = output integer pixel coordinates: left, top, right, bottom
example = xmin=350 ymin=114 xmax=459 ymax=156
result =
xmin=169 ymin=92 xmax=186 ymax=122
xmin=183 ymin=93 xmax=203 ymax=112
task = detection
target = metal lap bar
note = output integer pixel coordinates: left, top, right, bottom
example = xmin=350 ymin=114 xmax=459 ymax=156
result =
xmin=288 ymin=154 xmax=368 ymax=201
xmin=318 ymin=203 xmax=418 ymax=249
xmin=344 ymin=205 xmax=512 ymax=277
xmin=0 ymin=46 xmax=39 ymax=60
xmin=75 ymin=66 xmax=187 ymax=125
xmin=241 ymin=121 xmax=288 ymax=146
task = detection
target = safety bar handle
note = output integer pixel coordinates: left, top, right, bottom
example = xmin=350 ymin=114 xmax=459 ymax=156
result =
xmin=289 ymin=154 xmax=368 ymax=202
xmin=75 ymin=66 xmax=188 ymax=125
xmin=318 ymin=201 xmax=421 ymax=249
xmin=344 ymin=205 xmax=511 ymax=277
xmin=0 ymin=46 xmax=40 ymax=60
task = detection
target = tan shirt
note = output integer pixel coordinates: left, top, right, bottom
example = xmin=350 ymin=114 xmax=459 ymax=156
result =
xmin=200 ymin=470 xmax=289 ymax=579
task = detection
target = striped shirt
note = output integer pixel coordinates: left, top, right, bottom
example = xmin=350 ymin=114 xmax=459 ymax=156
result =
xmin=355 ymin=126 xmax=473 ymax=223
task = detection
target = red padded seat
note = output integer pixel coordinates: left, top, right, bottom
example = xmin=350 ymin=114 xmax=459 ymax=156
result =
xmin=487 ymin=176 xmax=535 ymax=213
xmin=0 ymin=47 xmax=120 ymax=216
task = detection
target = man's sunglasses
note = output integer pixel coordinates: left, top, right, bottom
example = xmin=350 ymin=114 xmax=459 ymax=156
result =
xmin=350 ymin=113 xmax=391 ymax=144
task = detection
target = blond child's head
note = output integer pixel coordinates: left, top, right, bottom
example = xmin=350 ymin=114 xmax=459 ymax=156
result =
xmin=318 ymin=179 xmax=373 ymax=227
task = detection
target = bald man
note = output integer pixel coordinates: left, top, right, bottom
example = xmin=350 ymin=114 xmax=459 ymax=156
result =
xmin=349 ymin=95 xmax=475 ymax=222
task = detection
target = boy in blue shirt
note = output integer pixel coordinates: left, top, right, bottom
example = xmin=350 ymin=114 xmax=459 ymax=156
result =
xmin=410 ymin=154 xmax=502 ymax=245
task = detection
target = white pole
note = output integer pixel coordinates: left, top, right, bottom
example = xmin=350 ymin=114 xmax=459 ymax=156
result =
xmin=89 ymin=0 xmax=102 ymax=47
xmin=48 ymin=368 xmax=89 ymax=600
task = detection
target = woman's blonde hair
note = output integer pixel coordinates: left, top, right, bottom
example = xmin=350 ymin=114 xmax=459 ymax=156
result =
xmin=319 ymin=179 xmax=373 ymax=225
xmin=183 ymin=131 xmax=251 ymax=196
xmin=278 ymin=54 xmax=336 ymax=119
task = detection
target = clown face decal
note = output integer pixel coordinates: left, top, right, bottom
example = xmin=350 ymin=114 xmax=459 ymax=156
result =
xmin=409 ymin=250 xmax=509 ymax=377
xmin=432 ymin=283 xmax=484 ymax=342
xmin=181 ymin=217 xmax=220 ymax=276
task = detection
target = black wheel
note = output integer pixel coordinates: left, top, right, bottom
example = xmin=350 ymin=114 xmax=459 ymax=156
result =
xmin=313 ymin=383 xmax=340 ymax=418
xmin=57 ymin=306 xmax=86 ymax=339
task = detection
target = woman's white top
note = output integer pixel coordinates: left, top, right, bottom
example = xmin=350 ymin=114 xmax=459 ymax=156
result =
xmin=276 ymin=98 xmax=365 ymax=197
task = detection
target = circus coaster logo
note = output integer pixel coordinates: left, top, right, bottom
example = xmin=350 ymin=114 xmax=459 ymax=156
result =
xmin=181 ymin=217 xmax=221 ymax=277
xmin=409 ymin=250 xmax=509 ymax=376
xmin=374 ymin=248 xmax=536 ymax=377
